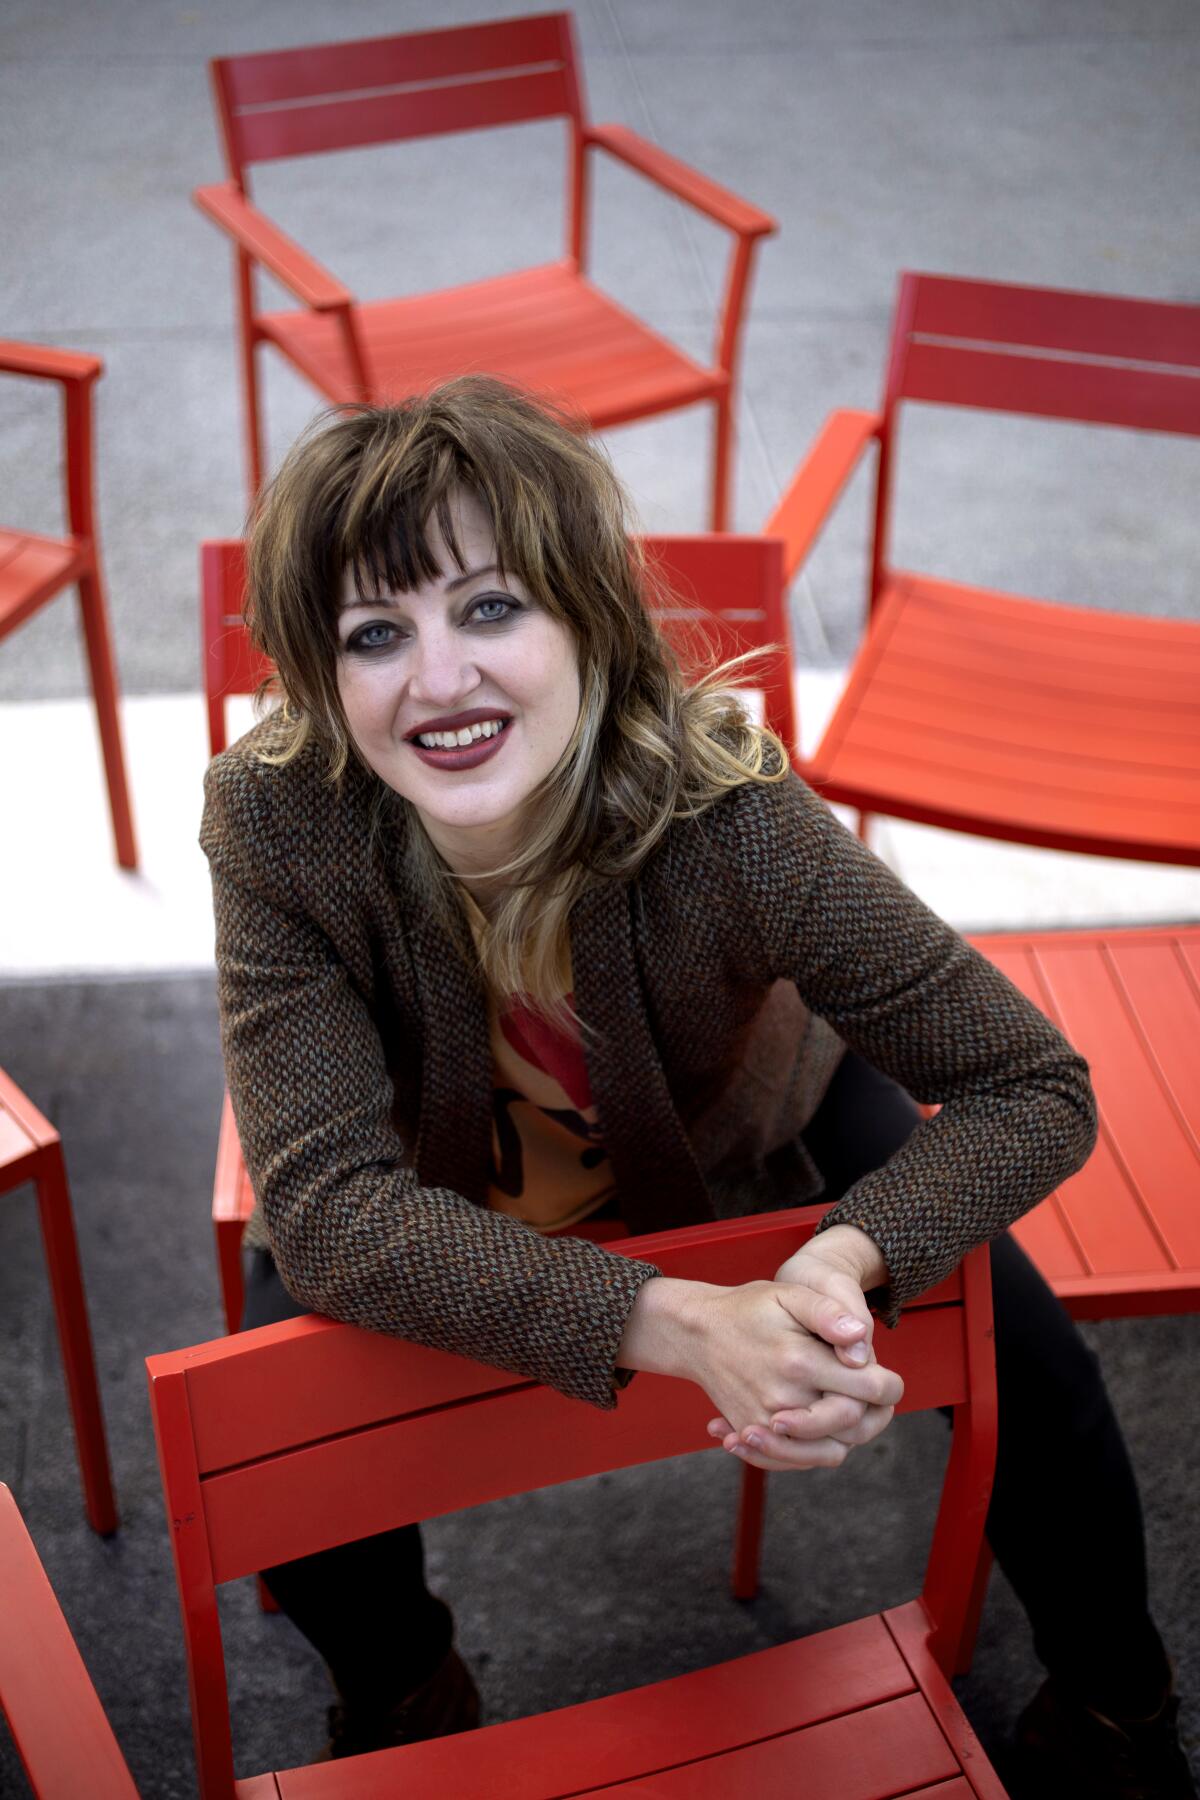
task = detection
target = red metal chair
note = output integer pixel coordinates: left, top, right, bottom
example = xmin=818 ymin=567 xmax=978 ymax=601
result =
xmin=0 ymin=341 xmax=137 ymax=870
xmin=0 ymin=1069 xmax=117 ymax=1535
xmin=195 ymin=13 xmax=775 ymax=528
xmin=0 ymin=1485 xmax=137 ymax=1799
xmin=147 ymin=1214 xmax=1003 ymax=1800
xmin=768 ymin=273 xmax=1200 ymax=865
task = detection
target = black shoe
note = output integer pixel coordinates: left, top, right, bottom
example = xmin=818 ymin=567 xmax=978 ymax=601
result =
xmin=321 ymin=1648 xmax=481 ymax=1761
xmin=1015 ymin=1678 xmax=1196 ymax=1800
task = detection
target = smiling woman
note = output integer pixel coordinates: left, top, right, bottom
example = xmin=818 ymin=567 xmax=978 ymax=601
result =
xmin=198 ymin=378 xmax=1186 ymax=1794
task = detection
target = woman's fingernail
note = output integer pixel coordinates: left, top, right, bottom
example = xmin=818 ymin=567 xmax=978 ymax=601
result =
xmin=837 ymin=1314 xmax=865 ymax=1335
xmin=771 ymin=1421 xmax=789 ymax=1437
xmin=843 ymin=1341 xmax=870 ymax=1364
xmin=744 ymin=1432 xmax=764 ymax=1451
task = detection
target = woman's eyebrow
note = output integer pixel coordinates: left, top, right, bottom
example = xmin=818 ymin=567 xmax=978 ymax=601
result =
xmin=340 ymin=563 xmax=502 ymax=611
xmin=445 ymin=562 xmax=501 ymax=593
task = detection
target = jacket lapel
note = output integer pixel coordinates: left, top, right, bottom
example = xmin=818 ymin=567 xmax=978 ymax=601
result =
xmin=384 ymin=807 xmax=493 ymax=1204
xmin=571 ymin=880 xmax=714 ymax=1236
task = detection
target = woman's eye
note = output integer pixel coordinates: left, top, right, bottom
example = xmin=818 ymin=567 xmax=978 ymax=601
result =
xmin=470 ymin=593 xmax=519 ymax=625
xmin=344 ymin=621 xmax=398 ymax=654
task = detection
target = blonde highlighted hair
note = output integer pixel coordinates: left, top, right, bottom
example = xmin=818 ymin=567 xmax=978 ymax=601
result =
xmin=246 ymin=377 xmax=788 ymax=1014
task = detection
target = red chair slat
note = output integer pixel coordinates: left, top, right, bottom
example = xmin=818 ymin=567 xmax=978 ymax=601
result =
xmin=219 ymin=14 xmax=575 ymax=114
xmin=907 ymin=271 xmax=1200 ymax=371
xmin=571 ymin=1693 xmax=958 ymax=1799
xmin=899 ymin=340 xmax=1200 ymax=437
xmin=269 ymin=1620 xmax=918 ymax=1799
xmin=236 ymin=67 xmax=577 ymax=165
xmin=1106 ymin=937 xmax=1200 ymax=1150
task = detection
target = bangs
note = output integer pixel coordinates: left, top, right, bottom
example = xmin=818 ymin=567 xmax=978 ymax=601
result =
xmin=336 ymin=446 xmax=511 ymax=606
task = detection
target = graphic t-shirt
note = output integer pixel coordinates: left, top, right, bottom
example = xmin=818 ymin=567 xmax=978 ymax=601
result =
xmin=460 ymin=893 xmax=617 ymax=1234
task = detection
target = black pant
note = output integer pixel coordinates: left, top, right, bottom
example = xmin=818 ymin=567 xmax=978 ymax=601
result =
xmin=244 ymin=1051 xmax=1170 ymax=1718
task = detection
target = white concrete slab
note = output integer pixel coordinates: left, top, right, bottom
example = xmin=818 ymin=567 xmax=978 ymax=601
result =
xmin=2 ymin=682 xmax=1196 ymax=979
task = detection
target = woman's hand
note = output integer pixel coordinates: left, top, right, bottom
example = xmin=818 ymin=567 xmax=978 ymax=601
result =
xmin=617 ymin=1271 xmax=902 ymax=1472
xmin=706 ymin=1227 xmax=904 ymax=1472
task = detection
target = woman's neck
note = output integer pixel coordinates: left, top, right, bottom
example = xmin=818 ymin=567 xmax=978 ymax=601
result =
xmin=418 ymin=811 xmax=518 ymax=921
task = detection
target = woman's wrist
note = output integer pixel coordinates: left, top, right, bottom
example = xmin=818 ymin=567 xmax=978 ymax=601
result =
xmin=616 ymin=1276 xmax=723 ymax=1381
xmin=781 ymin=1224 xmax=888 ymax=1293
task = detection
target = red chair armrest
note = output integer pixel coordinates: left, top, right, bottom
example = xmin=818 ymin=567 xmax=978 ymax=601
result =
xmin=584 ymin=123 xmax=776 ymax=238
xmin=763 ymin=408 xmax=881 ymax=580
xmin=193 ymin=182 xmax=355 ymax=313
xmin=0 ymin=1486 xmax=137 ymax=1798
xmin=0 ymin=340 xmax=101 ymax=385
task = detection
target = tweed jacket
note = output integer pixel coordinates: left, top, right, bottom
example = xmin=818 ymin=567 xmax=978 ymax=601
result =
xmin=201 ymin=719 xmax=1097 ymax=1410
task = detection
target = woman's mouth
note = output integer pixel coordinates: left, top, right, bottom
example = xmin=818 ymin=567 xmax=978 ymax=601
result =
xmin=408 ymin=716 xmax=512 ymax=771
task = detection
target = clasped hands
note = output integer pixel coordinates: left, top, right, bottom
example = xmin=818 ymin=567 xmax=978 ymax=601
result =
xmin=618 ymin=1224 xmax=903 ymax=1475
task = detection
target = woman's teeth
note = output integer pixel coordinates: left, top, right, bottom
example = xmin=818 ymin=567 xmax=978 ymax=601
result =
xmin=415 ymin=719 xmax=506 ymax=749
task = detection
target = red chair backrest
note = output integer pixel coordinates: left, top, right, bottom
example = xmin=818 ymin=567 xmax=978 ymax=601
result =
xmin=147 ymin=1211 xmax=994 ymax=1798
xmin=200 ymin=539 xmax=270 ymax=758
xmin=883 ymin=272 xmax=1200 ymax=438
xmin=643 ymin=533 xmax=797 ymax=756
xmin=869 ymin=271 xmax=1200 ymax=604
xmin=211 ymin=14 xmax=586 ymax=183
xmin=201 ymin=532 xmax=798 ymax=762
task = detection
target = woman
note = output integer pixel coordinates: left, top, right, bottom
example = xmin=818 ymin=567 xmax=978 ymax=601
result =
xmin=202 ymin=378 xmax=1190 ymax=1797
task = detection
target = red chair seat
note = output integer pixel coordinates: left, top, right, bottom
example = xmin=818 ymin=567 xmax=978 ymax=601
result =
xmin=262 ymin=1605 xmax=988 ymax=1799
xmin=974 ymin=924 xmax=1200 ymax=1316
xmin=259 ymin=261 xmax=722 ymax=426
xmin=807 ymin=571 xmax=1200 ymax=865
xmin=0 ymin=527 xmax=84 ymax=633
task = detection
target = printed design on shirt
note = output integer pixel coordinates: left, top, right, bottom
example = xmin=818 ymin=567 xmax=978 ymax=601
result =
xmin=488 ymin=992 xmax=610 ymax=1208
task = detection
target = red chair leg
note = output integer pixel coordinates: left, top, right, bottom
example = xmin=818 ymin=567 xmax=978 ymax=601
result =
xmin=34 ymin=1145 xmax=118 ymax=1535
xmin=710 ymin=393 xmax=733 ymax=534
xmin=954 ymin=1540 xmax=994 ymax=1678
xmin=76 ymin=568 xmax=137 ymax=871
xmin=731 ymin=1463 xmax=767 ymax=1599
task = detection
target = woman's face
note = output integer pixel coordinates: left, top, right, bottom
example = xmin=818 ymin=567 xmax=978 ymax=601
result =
xmin=336 ymin=490 xmax=582 ymax=874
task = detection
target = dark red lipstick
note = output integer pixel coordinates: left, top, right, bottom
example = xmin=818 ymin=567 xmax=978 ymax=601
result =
xmin=407 ymin=711 xmax=512 ymax=772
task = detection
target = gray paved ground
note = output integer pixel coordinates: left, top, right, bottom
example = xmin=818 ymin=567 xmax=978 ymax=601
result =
xmin=2 ymin=1 xmax=1199 ymax=1794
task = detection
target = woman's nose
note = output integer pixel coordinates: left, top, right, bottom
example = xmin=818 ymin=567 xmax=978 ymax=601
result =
xmin=408 ymin=628 xmax=480 ymax=706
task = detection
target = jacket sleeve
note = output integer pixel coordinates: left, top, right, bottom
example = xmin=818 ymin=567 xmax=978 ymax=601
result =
xmin=200 ymin=754 xmax=658 ymax=1408
xmin=720 ymin=773 xmax=1098 ymax=1322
